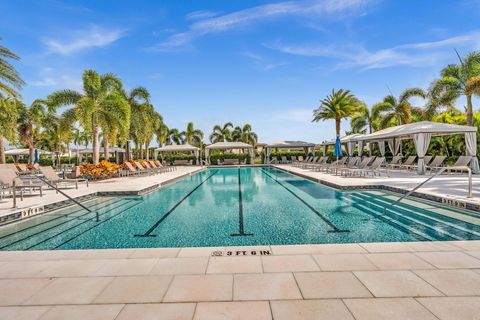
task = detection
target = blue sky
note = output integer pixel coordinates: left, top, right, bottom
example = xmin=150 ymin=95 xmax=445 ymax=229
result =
xmin=1 ymin=0 xmax=480 ymax=145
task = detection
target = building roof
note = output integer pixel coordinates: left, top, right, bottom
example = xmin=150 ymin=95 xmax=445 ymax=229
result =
xmin=205 ymin=141 xmax=253 ymax=149
xmin=266 ymin=140 xmax=316 ymax=148
xmin=155 ymin=144 xmax=200 ymax=152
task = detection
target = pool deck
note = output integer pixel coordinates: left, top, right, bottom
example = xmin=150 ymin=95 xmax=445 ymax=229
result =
xmin=1 ymin=241 xmax=480 ymax=319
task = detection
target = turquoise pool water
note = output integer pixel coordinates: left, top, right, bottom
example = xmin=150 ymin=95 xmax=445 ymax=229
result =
xmin=1 ymin=166 xmax=479 ymax=250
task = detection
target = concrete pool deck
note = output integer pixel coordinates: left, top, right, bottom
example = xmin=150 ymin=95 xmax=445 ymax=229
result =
xmin=1 ymin=241 xmax=480 ymax=319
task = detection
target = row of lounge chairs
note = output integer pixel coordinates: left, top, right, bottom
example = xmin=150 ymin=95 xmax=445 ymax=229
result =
xmin=122 ymin=160 xmax=174 ymax=176
xmin=289 ymin=155 xmax=472 ymax=177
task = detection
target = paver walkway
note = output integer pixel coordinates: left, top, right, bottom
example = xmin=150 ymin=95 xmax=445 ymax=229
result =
xmin=1 ymin=240 xmax=480 ymax=319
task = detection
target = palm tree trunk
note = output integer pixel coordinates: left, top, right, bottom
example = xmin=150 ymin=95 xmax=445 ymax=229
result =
xmin=92 ymin=125 xmax=100 ymax=164
xmin=335 ymin=118 xmax=341 ymax=136
xmin=466 ymin=94 xmax=473 ymax=126
xmin=145 ymin=142 xmax=149 ymax=160
xmin=28 ymin=142 xmax=34 ymax=164
xmin=0 ymin=136 xmax=5 ymax=164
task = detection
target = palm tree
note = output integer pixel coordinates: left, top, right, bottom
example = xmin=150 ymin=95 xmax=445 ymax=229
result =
xmin=431 ymin=51 xmax=480 ymax=125
xmin=350 ymin=104 xmax=377 ymax=134
xmin=0 ymin=37 xmax=24 ymax=98
xmin=48 ymin=69 xmax=128 ymax=164
xmin=313 ymin=89 xmax=362 ymax=136
xmin=155 ymin=122 xmax=169 ymax=147
xmin=0 ymin=97 xmax=19 ymax=163
xmin=17 ymin=99 xmax=47 ymax=163
xmin=372 ymin=88 xmax=426 ymax=129
xmin=167 ymin=128 xmax=183 ymax=145
xmin=232 ymin=124 xmax=258 ymax=146
xmin=182 ymin=122 xmax=203 ymax=146
xmin=209 ymin=122 xmax=233 ymax=143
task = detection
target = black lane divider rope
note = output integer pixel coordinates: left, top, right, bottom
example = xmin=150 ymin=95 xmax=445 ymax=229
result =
xmin=4 ymin=199 xmax=136 ymax=250
xmin=135 ymin=170 xmax=219 ymax=237
xmin=231 ymin=168 xmax=253 ymax=237
xmin=261 ymin=168 xmax=349 ymax=233
xmin=0 ymin=198 xmax=115 ymax=241
xmin=53 ymin=201 xmax=145 ymax=250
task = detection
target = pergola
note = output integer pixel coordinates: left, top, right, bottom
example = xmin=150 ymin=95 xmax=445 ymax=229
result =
xmin=353 ymin=121 xmax=478 ymax=174
xmin=154 ymin=144 xmax=201 ymax=164
xmin=205 ymin=142 xmax=254 ymax=165
xmin=76 ymin=147 xmax=126 ymax=164
xmin=264 ymin=141 xmax=316 ymax=164
xmin=318 ymin=134 xmax=364 ymax=157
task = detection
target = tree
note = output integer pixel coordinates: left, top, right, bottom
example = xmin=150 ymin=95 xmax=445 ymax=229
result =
xmin=0 ymin=37 xmax=24 ymax=98
xmin=167 ymin=128 xmax=183 ymax=145
xmin=209 ymin=122 xmax=233 ymax=143
xmin=155 ymin=122 xmax=169 ymax=147
xmin=431 ymin=51 xmax=480 ymax=125
xmin=350 ymin=104 xmax=377 ymax=134
xmin=232 ymin=124 xmax=258 ymax=146
xmin=313 ymin=89 xmax=362 ymax=136
xmin=181 ymin=122 xmax=203 ymax=146
xmin=17 ymin=99 xmax=48 ymax=163
xmin=0 ymin=97 xmax=19 ymax=163
xmin=372 ymin=88 xmax=426 ymax=129
xmin=48 ymin=69 xmax=128 ymax=164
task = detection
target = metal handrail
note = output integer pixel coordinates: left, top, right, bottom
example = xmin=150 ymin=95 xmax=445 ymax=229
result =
xmin=384 ymin=166 xmax=472 ymax=213
xmin=13 ymin=176 xmax=99 ymax=222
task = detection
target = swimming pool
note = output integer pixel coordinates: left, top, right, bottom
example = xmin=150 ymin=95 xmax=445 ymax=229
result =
xmin=1 ymin=166 xmax=479 ymax=250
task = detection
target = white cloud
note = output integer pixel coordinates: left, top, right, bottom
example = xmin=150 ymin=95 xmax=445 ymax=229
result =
xmin=272 ymin=108 xmax=313 ymax=122
xmin=28 ymin=67 xmax=82 ymax=91
xmin=185 ymin=10 xmax=219 ymax=21
xmin=268 ymin=31 xmax=480 ymax=70
xmin=148 ymin=0 xmax=372 ymax=52
xmin=43 ymin=25 xmax=125 ymax=55
xmin=243 ymin=51 xmax=289 ymax=71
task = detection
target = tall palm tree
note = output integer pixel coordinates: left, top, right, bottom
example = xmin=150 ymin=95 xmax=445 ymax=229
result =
xmin=17 ymin=99 xmax=48 ymax=163
xmin=313 ymin=89 xmax=362 ymax=136
xmin=209 ymin=122 xmax=233 ymax=143
xmin=431 ymin=51 xmax=480 ymax=125
xmin=232 ymin=124 xmax=258 ymax=146
xmin=0 ymin=37 xmax=24 ymax=98
xmin=48 ymin=69 xmax=128 ymax=164
xmin=167 ymin=128 xmax=183 ymax=145
xmin=372 ymin=88 xmax=426 ymax=129
xmin=155 ymin=123 xmax=169 ymax=147
xmin=182 ymin=122 xmax=203 ymax=146
xmin=350 ymin=104 xmax=377 ymax=134
xmin=0 ymin=97 xmax=19 ymax=163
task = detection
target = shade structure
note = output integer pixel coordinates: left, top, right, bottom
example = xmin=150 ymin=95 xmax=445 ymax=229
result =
xmin=5 ymin=148 xmax=52 ymax=156
xmin=205 ymin=141 xmax=254 ymax=165
xmin=264 ymin=141 xmax=316 ymax=164
xmin=353 ymin=121 xmax=478 ymax=174
xmin=154 ymin=143 xmax=201 ymax=164
xmin=333 ymin=136 xmax=342 ymax=158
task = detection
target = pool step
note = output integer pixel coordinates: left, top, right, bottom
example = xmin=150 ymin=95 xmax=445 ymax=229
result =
xmin=348 ymin=193 xmax=478 ymax=240
xmin=2 ymin=199 xmax=139 ymax=251
xmin=353 ymin=193 xmax=480 ymax=238
xmin=348 ymin=199 xmax=435 ymax=241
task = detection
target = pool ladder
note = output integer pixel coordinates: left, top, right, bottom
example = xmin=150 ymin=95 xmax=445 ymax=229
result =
xmin=383 ymin=166 xmax=472 ymax=214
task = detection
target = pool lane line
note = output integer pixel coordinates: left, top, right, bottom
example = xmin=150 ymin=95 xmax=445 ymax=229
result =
xmin=261 ymin=168 xmax=349 ymax=233
xmin=135 ymin=170 xmax=219 ymax=237
xmin=231 ymin=168 xmax=253 ymax=237
xmin=52 ymin=200 xmax=145 ymax=250
xmin=2 ymin=199 xmax=137 ymax=250
xmin=0 ymin=198 xmax=116 ymax=241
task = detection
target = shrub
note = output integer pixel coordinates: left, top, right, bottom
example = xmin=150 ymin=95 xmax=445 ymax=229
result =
xmin=163 ymin=153 xmax=196 ymax=165
xmin=80 ymin=160 xmax=120 ymax=179
xmin=209 ymin=152 xmax=249 ymax=165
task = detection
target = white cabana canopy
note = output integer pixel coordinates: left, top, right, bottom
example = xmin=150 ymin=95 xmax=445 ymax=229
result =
xmin=5 ymin=148 xmax=52 ymax=156
xmin=205 ymin=142 xmax=254 ymax=164
xmin=353 ymin=121 xmax=479 ymax=174
xmin=154 ymin=144 xmax=201 ymax=164
xmin=77 ymin=147 xmax=125 ymax=154
xmin=265 ymin=141 xmax=315 ymax=164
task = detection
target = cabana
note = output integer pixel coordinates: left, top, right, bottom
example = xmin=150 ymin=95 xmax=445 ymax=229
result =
xmin=205 ymin=142 xmax=254 ymax=165
xmin=77 ymin=147 xmax=126 ymax=164
xmin=154 ymin=144 xmax=201 ymax=165
xmin=354 ymin=121 xmax=479 ymax=174
xmin=319 ymin=134 xmax=364 ymax=158
xmin=5 ymin=148 xmax=52 ymax=162
xmin=264 ymin=141 xmax=316 ymax=164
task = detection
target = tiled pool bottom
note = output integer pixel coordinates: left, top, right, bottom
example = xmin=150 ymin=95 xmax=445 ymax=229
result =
xmin=0 ymin=166 xmax=479 ymax=250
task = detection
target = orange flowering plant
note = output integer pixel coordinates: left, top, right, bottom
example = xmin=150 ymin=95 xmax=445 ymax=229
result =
xmin=80 ymin=160 xmax=120 ymax=179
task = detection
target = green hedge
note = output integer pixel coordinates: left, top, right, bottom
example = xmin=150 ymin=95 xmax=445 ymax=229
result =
xmin=210 ymin=152 xmax=249 ymax=165
xmin=163 ymin=153 xmax=196 ymax=165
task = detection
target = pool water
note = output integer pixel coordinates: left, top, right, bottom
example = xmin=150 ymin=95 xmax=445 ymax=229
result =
xmin=1 ymin=166 xmax=480 ymax=250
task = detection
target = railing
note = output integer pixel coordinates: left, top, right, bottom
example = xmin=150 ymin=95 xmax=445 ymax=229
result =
xmin=13 ymin=176 xmax=99 ymax=222
xmin=384 ymin=166 xmax=473 ymax=213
